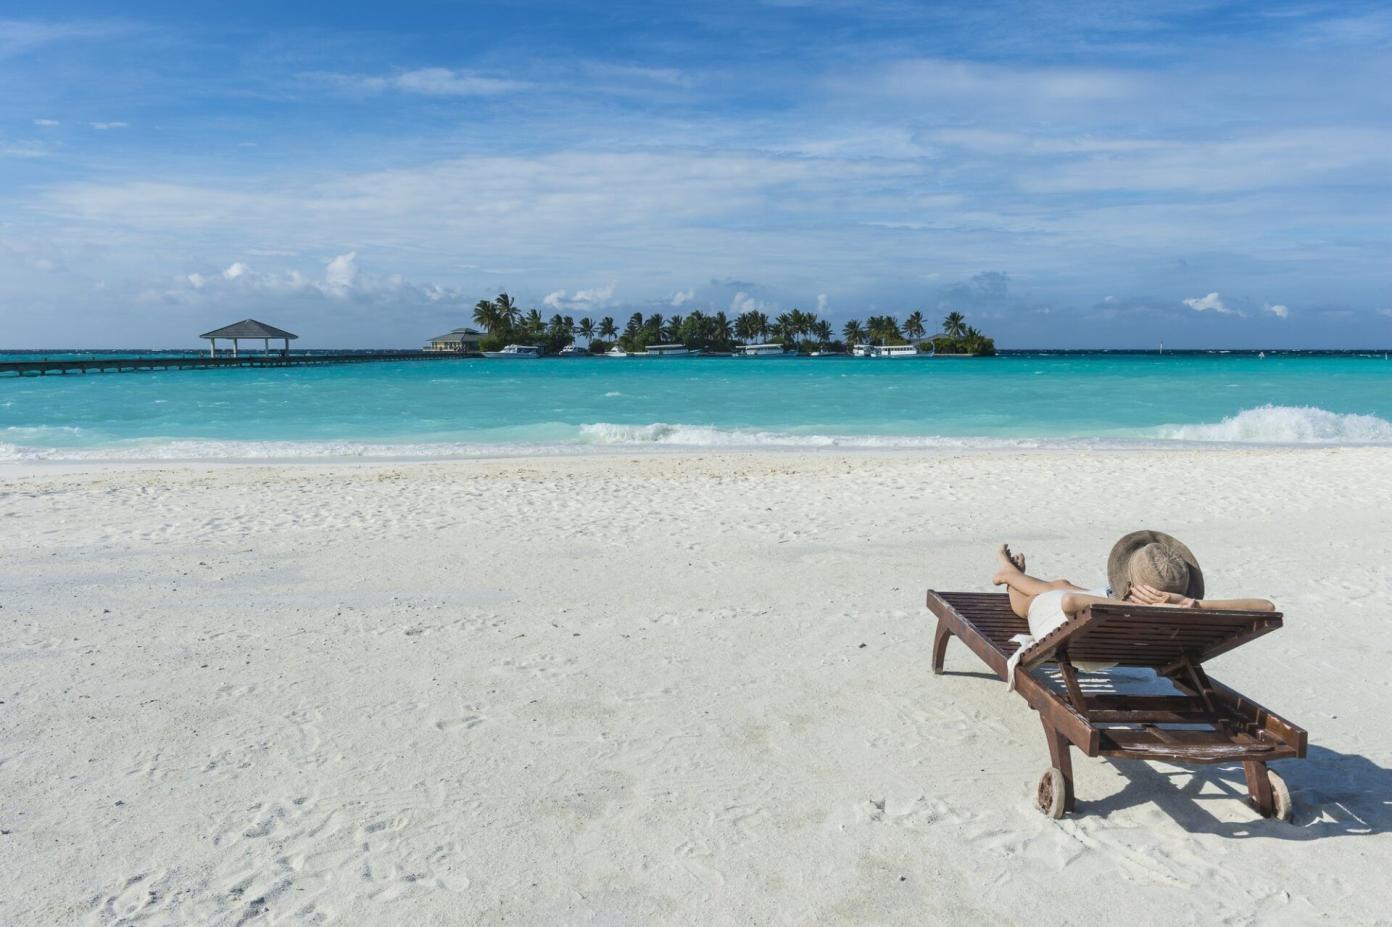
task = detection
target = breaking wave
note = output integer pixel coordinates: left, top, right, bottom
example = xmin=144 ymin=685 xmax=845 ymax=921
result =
xmin=575 ymin=422 xmax=1038 ymax=448
xmin=1155 ymin=405 xmax=1392 ymax=444
xmin=4 ymin=407 xmax=1391 ymax=462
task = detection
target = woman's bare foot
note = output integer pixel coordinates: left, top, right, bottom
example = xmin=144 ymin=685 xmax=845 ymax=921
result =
xmin=993 ymin=544 xmax=1027 ymax=585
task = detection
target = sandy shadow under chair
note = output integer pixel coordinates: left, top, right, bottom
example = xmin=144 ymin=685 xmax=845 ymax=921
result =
xmin=1081 ymin=745 xmax=1392 ymax=839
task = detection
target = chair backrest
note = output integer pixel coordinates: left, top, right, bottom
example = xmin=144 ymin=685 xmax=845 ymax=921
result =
xmin=1017 ymin=602 xmax=1283 ymax=671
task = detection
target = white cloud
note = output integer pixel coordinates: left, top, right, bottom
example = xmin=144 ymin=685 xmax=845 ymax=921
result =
xmin=0 ymin=140 xmax=47 ymax=158
xmin=730 ymin=291 xmax=775 ymax=315
xmin=324 ymin=251 xmax=358 ymax=289
xmin=670 ymin=289 xmax=694 ymax=307
xmin=1182 ymin=292 xmax=1239 ymax=315
xmin=33 ymin=118 xmax=59 ymax=127
xmin=394 ymin=67 xmax=527 ymax=96
xmin=1265 ymin=303 xmax=1290 ymax=319
xmin=845 ymin=58 xmax=1138 ymax=113
xmin=312 ymin=68 xmax=527 ymax=97
xmin=0 ymin=236 xmax=60 ymax=272
xmin=0 ymin=20 xmax=135 ymax=59
xmin=816 ymin=293 xmax=828 ymax=313
xmin=174 ymin=253 xmax=464 ymax=308
xmin=90 ymin=121 xmax=128 ymax=130
xmin=1018 ymin=128 xmax=1392 ymax=194
xmin=542 ymin=283 xmax=616 ymax=312
xmin=581 ymin=62 xmax=694 ymax=88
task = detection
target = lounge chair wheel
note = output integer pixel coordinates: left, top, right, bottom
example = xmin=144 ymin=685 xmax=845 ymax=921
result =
xmin=1036 ymin=767 xmax=1067 ymax=819
xmin=1267 ymin=770 xmax=1293 ymax=823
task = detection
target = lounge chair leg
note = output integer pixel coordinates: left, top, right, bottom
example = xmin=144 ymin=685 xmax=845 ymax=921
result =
xmin=1040 ymin=717 xmax=1076 ymax=813
xmin=1244 ymin=760 xmax=1276 ymax=817
xmin=931 ymin=620 xmax=953 ymax=675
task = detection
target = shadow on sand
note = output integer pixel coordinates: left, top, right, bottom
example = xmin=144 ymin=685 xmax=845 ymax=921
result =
xmin=1082 ymin=745 xmax=1392 ymax=839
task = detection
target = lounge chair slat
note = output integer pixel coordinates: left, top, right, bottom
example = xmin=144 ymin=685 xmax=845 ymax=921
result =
xmin=1082 ymin=695 xmax=1207 ymax=711
xmin=1098 ymin=728 xmax=1298 ymax=763
xmin=1018 ymin=603 xmax=1283 ymax=671
xmin=1086 ymin=709 xmax=1224 ymax=723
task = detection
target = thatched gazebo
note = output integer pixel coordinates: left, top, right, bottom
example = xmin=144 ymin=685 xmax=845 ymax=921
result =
xmin=200 ymin=319 xmax=298 ymax=357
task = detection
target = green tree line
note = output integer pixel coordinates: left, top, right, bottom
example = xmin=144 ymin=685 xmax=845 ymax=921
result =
xmin=469 ymin=293 xmax=994 ymax=356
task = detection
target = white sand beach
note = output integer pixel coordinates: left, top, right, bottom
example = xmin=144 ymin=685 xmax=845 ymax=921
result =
xmin=3 ymin=448 xmax=1390 ymax=925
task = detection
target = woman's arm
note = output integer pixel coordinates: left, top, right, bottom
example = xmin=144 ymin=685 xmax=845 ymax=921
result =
xmin=1059 ymin=592 xmax=1119 ymax=616
xmin=1193 ymin=597 xmax=1275 ymax=612
xmin=1130 ymin=583 xmax=1275 ymax=612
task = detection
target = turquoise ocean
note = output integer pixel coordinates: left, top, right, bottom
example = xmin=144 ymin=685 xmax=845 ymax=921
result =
xmin=3 ymin=351 xmax=1391 ymax=461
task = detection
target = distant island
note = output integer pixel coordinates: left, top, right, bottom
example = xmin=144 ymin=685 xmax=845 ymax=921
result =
xmin=467 ymin=293 xmax=996 ymax=356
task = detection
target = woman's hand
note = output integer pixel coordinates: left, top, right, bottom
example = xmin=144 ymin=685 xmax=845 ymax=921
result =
xmin=1127 ymin=584 xmax=1199 ymax=607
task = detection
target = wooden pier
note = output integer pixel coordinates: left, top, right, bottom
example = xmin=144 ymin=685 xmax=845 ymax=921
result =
xmin=0 ymin=352 xmax=478 ymax=378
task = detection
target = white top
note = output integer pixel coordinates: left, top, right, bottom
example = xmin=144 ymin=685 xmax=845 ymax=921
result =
xmin=1007 ymin=586 xmax=1113 ymax=689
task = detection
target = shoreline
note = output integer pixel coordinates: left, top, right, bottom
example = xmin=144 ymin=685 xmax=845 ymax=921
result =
xmin=1 ymin=440 xmax=1387 ymax=479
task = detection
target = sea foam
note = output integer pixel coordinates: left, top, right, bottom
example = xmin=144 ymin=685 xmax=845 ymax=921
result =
xmin=575 ymin=422 xmax=1037 ymax=448
xmin=1156 ymin=405 xmax=1392 ymax=444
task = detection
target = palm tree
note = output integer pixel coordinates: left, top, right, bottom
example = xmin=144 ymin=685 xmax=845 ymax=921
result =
xmin=685 ymin=310 xmax=707 ymax=345
xmin=494 ymin=293 xmax=521 ymax=328
xmin=473 ymin=298 xmax=500 ymax=332
xmin=525 ymin=308 xmax=543 ymax=337
xmin=625 ymin=312 xmax=644 ymax=337
xmin=814 ymin=319 xmax=832 ymax=346
xmin=905 ymin=311 xmax=925 ymax=342
xmin=664 ymin=314 xmax=684 ymax=343
xmin=751 ymin=311 xmax=769 ymax=341
xmin=577 ymin=317 xmax=595 ymax=344
xmin=842 ymin=319 xmax=866 ymax=345
xmin=547 ymin=313 xmax=569 ymax=340
xmin=867 ymin=315 xmax=902 ymax=345
xmin=943 ymin=311 xmax=967 ymax=339
xmin=711 ymin=311 xmax=733 ymax=345
xmin=599 ymin=316 xmax=617 ymax=340
xmin=734 ymin=311 xmax=758 ymax=343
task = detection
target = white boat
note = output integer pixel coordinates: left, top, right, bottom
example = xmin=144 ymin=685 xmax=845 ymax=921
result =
xmin=482 ymin=344 xmax=543 ymax=358
xmin=733 ymin=343 xmax=796 ymax=358
xmin=851 ymin=343 xmax=872 ymax=357
xmin=642 ymin=344 xmax=702 ymax=357
xmin=603 ymin=346 xmax=630 ymax=358
xmin=807 ymin=349 xmax=846 ymax=357
xmin=558 ymin=344 xmax=588 ymax=356
xmin=868 ymin=344 xmax=930 ymax=358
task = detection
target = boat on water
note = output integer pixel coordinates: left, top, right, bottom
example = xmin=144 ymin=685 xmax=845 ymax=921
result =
xmin=603 ymin=346 xmax=630 ymax=358
xmin=732 ymin=343 xmax=796 ymax=358
xmin=851 ymin=343 xmax=872 ymax=357
xmin=641 ymin=344 xmax=702 ymax=357
xmin=868 ymin=344 xmax=931 ymax=358
xmin=482 ymin=344 xmax=543 ymax=358
xmin=807 ymin=349 xmax=846 ymax=357
xmin=558 ymin=344 xmax=589 ymax=356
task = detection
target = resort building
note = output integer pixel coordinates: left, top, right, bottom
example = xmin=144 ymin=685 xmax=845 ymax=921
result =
xmin=425 ymin=327 xmax=484 ymax=353
xmin=200 ymin=319 xmax=298 ymax=357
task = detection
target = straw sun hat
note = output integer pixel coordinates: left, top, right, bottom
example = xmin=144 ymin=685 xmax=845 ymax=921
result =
xmin=1107 ymin=530 xmax=1205 ymax=601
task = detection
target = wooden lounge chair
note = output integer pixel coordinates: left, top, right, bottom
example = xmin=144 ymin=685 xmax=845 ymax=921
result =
xmin=926 ymin=591 xmax=1307 ymax=820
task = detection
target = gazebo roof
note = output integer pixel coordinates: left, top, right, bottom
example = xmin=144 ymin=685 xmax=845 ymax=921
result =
xmin=429 ymin=327 xmax=483 ymax=341
xmin=200 ymin=319 xmax=298 ymax=340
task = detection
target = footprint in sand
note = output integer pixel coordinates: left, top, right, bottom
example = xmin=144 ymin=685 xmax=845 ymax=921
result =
xmin=433 ymin=716 xmax=484 ymax=732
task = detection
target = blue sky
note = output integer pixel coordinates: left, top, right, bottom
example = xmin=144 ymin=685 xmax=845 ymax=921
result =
xmin=1 ymin=1 xmax=1389 ymax=348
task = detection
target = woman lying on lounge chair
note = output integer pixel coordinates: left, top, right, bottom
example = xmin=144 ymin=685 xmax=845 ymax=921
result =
xmin=993 ymin=530 xmax=1275 ymax=645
